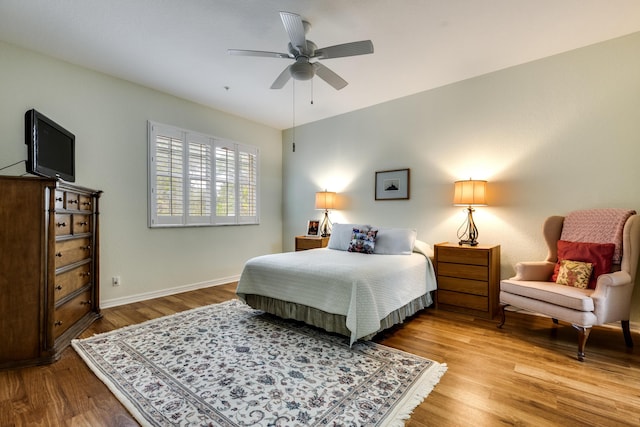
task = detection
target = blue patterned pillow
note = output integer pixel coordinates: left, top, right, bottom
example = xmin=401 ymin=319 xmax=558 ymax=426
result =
xmin=348 ymin=226 xmax=378 ymax=254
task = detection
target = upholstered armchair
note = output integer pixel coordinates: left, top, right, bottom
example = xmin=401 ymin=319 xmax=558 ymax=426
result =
xmin=498 ymin=209 xmax=640 ymax=361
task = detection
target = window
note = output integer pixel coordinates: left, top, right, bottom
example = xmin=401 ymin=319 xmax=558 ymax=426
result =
xmin=148 ymin=121 xmax=259 ymax=227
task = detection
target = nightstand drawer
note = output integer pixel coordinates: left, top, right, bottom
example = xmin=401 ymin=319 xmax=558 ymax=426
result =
xmin=437 ymin=247 xmax=488 ymax=266
xmin=295 ymin=236 xmax=329 ymax=251
xmin=438 ymin=276 xmax=488 ymax=296
xmin=437 ymin=262 xmax=488 ymax=281
xmin=438 ymin=290 xmax=488 ymax=311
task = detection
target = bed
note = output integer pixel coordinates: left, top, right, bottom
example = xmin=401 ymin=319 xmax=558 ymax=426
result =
xmin=236 ymin=224 xmax=437 ymax=344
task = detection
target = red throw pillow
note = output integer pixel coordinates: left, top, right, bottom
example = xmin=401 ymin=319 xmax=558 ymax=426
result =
xmin=551 ymin=240 xmax=615 ymax=289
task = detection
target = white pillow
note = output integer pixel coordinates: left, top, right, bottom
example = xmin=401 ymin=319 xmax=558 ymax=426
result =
xmin=373 ymin=228 xmax=417 ymax=255
xmin=328 ymin=223 xmax=364 ymax=250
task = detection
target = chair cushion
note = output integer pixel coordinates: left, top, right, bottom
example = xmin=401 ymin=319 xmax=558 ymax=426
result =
xmin=551 ymin=240 xmax=615 ymax=289
xmin=500 ymin=279 xmax=594 ymax=312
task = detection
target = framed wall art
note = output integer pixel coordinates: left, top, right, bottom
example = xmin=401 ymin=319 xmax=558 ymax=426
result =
xmin=375 ymin=168 xmax=410 ymax=200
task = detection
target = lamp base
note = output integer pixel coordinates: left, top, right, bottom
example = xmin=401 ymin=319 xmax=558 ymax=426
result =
xmin=458 ymin=239 xmax=479 ymax=247
xmin=319 ymin=210 xmax=332 ymax=237
xmin=456 ymin=206 xmax=479 ymax=247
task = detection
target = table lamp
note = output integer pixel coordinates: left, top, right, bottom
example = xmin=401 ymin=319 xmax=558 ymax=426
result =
xmin=453 ymin=179 xmax=487 ymax=246
xmin=315 ymin=190 xmax=336 ymax=237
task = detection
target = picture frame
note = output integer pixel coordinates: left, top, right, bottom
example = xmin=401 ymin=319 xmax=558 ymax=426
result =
xmin=306 ymin=219 xmax=321 ymax=236
xmin=375 ymin=168 xmax=410 ymax=200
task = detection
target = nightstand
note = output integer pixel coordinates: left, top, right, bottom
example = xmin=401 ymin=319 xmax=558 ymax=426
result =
xmin=434 ymin=242 xmax=501 ymax=319
xmin=295 ymin=235 xmax=329 ymax=251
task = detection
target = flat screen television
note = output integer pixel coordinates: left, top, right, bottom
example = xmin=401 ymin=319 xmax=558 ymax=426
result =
xmin=25 ymin=109 xmax=75 ymax=182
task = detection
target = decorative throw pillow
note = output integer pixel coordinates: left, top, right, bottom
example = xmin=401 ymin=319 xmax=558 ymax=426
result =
xmin=348 ymin=226 xmax=378 ymax=254
xmin=551 ymin=240 xmax=615 ymax=289
xmin=555 ymin=260 xmax=593 ymax=289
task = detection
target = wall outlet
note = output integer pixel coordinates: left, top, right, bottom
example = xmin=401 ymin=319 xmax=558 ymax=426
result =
xmin=112 ymin=276 xmax=121 ymax=286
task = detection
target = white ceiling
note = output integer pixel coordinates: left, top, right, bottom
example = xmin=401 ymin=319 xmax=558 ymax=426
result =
xmin=2 ymin=0 xmax=640 ymax=130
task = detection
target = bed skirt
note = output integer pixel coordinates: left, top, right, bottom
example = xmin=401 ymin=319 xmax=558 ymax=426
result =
xmin=243 ymin=292 xmax=434 ymax=341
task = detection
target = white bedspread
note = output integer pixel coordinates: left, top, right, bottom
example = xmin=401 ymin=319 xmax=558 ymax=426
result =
xmin=236 ymin=248 xmax=437 ymax=344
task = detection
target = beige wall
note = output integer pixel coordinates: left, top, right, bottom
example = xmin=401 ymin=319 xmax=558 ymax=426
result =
xmin=3 ymin=30 xmax=640 ymax=324
xmin=282 ymin=32 xmax=640 ymax=323
xmin=0 ymin=41 xmax=283 ymax=305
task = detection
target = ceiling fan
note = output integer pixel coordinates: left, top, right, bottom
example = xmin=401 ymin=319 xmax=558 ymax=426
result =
xmin=228 ymin=11 xmax=374 ymax=90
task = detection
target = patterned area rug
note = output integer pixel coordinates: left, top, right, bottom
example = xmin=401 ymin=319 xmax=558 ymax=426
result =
xmin=73 ymin=299 xmax=446 ymax=426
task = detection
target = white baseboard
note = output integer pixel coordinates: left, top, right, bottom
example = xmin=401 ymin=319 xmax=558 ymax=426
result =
xmin=100 ymin=275 xmax=240 ymax=309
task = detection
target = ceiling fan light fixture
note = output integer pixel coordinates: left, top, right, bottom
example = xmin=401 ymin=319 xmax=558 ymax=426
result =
xmin=228 ymin=11 xmax=374 ymax=90
xmin=290 ymin=59 xmax=315 ymax=80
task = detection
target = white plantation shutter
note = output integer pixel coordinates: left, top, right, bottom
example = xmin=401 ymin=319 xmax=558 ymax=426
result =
xmin=148 ymin=121 xmax=259 ymax=227
xmin=187 ymin=134 xmax=212 ymax=224
xmin=238 ymin=144 xmax=258 ymax=223
xmin=215 ymin=141 xmax=236 ymax=222
xmin=149 ymin=124 xmax=185 ymax=226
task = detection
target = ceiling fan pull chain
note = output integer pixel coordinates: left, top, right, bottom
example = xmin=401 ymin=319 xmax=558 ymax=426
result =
xmin=292 ymin=80 xmax=296 ymax=152
xmin=310 ymin=78 xmax=314 ymax=105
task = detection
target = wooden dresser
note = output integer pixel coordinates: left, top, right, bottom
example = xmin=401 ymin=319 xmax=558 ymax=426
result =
xmin=434 ymin=242 xmax=501 ymax=319
xmin=0 ymin=176 xmax=102 ymax=369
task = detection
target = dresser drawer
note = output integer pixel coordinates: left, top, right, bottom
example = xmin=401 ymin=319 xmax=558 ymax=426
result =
xmin=437 ymin=262 xmax=488 ymax=281
xmin=53 ymin=289 xmax=93 ymax=339
xmin=64 ymin=192 xmax=80 ymax=210
xmin=438 ymin=290 xmax=488 ymax=311
xmin=438 ymin=276 xmax=488 ymax=296
xmin=54 ymin=190 xmax=65 ymax=210
xmin=54 ymin=263 xmax=92 ymax=302
xmin=78 ymin=195 xmax=93 ymax=211
xmin=73 ymin=214 xmax=91 ymax=234
xmin=437 ymin=247 xmax=489 ymax=266
xmin=54 ymin=214 xmax=72 ymax=236
xmin=55 ymin=238 xmax=92 ymax=269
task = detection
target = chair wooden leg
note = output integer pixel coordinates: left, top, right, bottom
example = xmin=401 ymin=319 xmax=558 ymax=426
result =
xmin=572 ymin=324 xmax=591 ymax=362
xmin=622 ymin=320 xmax=634 ymax=348
xmin=497 ymin=304 xmax=508 ymax=328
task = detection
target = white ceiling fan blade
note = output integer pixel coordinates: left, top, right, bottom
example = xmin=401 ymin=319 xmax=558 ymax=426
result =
xmin=280 ymin=11 xmax=307 ymax=54
xmin=227 ymin=49 xmax=292 ymax=59
xmin=270 ymin=65 xmax=292 ymax=89
xmin=313 ymin=63 xmax=348 ymax=90
xmin=314 ymin=40 xmax=374 ymax=59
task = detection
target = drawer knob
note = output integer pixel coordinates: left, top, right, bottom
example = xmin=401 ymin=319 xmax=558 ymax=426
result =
xmin=82 ymin=245 xmax=91 ymax=251
xmin=80 ymin=300 xmax=92 ymax=306
xmin=55 ymin=285 xmax=63 ymax=291
xmin=78 ymin=221 xmax=88 ymax=226
xmin=82 ymin=201 xmax=91 ymax=207
xmin=56 ymin=222 xmax=67 ymax=227
xmin=68 ymin=200 xmax=78 ymax=205
xmin=81 ymin=272 xmax=91 ymax=277
xmin=55 ymin=197 xmax=63 ymax=202
xmin=54 ymin=320 xmax=63 ymax=326
xmin=55 ymin=252 xmax=63 ymax=258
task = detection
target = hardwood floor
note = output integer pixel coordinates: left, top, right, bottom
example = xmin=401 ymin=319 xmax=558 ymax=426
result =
xmin=1 ymin=282 xmax=639 ymax=426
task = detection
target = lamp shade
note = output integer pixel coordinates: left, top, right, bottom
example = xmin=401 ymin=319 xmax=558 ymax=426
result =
xmin=453 ymin=179 xmax=487 ymax=206
xmin=315 ymin=191 xmax=336 ymax=210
